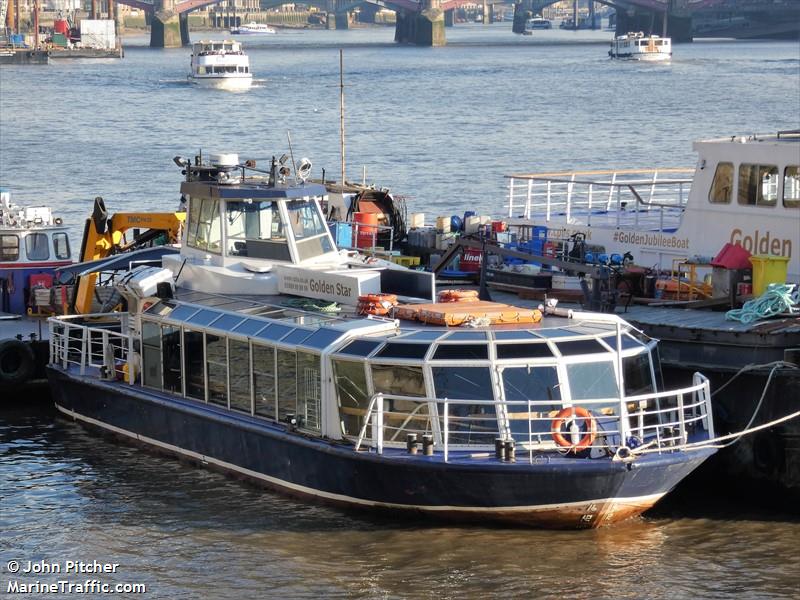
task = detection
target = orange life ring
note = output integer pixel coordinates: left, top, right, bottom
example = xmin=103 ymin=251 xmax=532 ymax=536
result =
xmin=551 ymin=406 xmax=597 ymax=452
xmin=437 ymin=289 xmax=479 ymax=303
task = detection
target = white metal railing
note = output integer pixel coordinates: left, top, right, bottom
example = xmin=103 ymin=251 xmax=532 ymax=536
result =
xmin=505 ymin=169 xmax=694 ymax=235
xmin=49 ymin=313 xmax=132 ymax=380
xmin=354 ymin=375 xmax=713 ymax=463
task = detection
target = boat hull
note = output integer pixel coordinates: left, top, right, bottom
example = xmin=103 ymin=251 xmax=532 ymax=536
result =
xmin=47 ymin=366 xmax=714 ymax=528
xmin=188 ymin=75 xmax=252 ymax=91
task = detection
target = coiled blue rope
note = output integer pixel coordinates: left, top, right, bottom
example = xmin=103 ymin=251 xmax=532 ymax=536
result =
xmin=725 ymin=283 xmax=799 ymax=324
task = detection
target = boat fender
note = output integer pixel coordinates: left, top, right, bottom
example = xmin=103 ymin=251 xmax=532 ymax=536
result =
xmin=0 ymin=339 xmax=36 ymax=387
xmin=551 ymin=406 xmax=597 ymax=453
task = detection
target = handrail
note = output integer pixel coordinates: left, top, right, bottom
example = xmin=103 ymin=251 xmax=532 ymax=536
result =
xmin=354 ymin=378 xmax=712 ymax=462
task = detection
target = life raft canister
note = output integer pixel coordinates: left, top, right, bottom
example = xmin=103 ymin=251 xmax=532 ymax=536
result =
xmin=0 ymin=339 xmax=36 ymax=388
xmin=357 ymin=293 xmax=398 ymax=316
xmin=551 ymin=406 xmax=597 ymax=453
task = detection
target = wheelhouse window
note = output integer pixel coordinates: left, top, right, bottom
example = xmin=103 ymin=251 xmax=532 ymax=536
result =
xmin=784 ymin=166 xmax=800 ymax=208
xmin=0 ymin=234 xmax=19 ymax=261
xmin=287 ymin=199 xmax=334 ymax=261
xmin=25 ymin=232 xmax=49 ymax=260
xmin=53 ymin=232 xmax=70 ymax=260
xmin=566 ymin=361 xmax=619 ymax=401
xmin=186 ymin=197 xmax=222 ymax=253
xmin=226 ymin=200 xmax=290 ymax=261
xmin=622 ymin=352 xmax=655 ymax=396
xmin=738 ymin=163 xmax=778 ymax=207
xmin=708 ymin=162 xmax=733 ymax=204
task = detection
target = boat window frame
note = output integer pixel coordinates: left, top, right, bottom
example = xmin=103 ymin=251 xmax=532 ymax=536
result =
xmin=708 ymin=161 xmax=734 ymax=204
xmin=52 ymin=232 xmax=70 ymax=260
xmin=0 ymin=233 xmax=19 ymax=261
xmin=186 ymin=196 xmax=223 ymax=254
xmin=24 ymin=232 xmax=50 ymax=261
xmin=737 ymin=162 xmax=779 ymax=207
xmin=783 ymin=165 xmax=800 ymax=209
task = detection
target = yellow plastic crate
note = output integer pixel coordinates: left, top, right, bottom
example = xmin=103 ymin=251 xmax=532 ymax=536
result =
xmin=391 ymin=255 xmax=421 ymax=267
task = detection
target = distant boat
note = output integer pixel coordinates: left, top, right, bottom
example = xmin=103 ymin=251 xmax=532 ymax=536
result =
xmin=188 ymin=40 xmax=253 ymax=91
xmin=609 ymin=32 xmax=671 ymax=61
xmin=231 ymin=22 xmax=276 ymax=35
xmin=525 ymin=16 xmax=553 ymax=32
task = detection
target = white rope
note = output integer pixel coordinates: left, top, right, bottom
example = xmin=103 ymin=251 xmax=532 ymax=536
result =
xmin=631 ymin=361 xmax=799 ymax=455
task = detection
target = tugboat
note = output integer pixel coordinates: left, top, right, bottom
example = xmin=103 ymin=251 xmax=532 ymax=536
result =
xmin=46 ymin=152 xmax=716 ymax=528
xmin=1 ymin=188 xmax=72 ymax=390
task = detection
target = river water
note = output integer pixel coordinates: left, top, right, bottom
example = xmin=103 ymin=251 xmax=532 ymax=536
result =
xmin=1 ymin=23 xmax=800 ymax=599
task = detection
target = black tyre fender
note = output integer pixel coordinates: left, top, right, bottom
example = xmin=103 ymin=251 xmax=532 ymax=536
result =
xmin=0 ymin=339 xmax=36 ymax=386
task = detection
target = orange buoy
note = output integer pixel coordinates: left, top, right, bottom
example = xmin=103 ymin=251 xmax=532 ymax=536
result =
xmin=551 ymin=407 xmax=597 ymax=453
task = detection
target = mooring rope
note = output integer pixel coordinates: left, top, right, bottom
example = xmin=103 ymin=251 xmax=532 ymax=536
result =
xmin=726 ymin=283 xmax=799 ymax=324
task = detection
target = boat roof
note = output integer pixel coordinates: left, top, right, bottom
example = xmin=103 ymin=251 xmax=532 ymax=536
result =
xmin=694 ymin=130 xmax=800 ymax=147
xmin=181 ymin=178 xmax=328 ymax=200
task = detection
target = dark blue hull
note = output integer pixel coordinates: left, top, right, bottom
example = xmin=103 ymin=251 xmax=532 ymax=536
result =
xmin=47 ymin=366 xmax=714 ymax=528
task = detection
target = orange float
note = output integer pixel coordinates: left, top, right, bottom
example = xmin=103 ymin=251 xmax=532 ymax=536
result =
xmin=551 ymin=406 xmax=597 ymax=453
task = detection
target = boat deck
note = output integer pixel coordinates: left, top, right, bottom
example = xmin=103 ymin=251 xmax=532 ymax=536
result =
xmin=0 ymin=313 xmax=49 ymax=340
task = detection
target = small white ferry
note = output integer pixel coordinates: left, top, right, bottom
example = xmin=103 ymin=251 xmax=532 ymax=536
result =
xmin=231 ymin=22 xmax=276 ymax=35
xmin=188 ymin=40 xmax=252 ymax=91
xmin=504 ymin=130 xmax=800 ymax=282
xmin=525 ymin=16 xmax=553 ymax=32
xmin=609 ymin=32 xmax=671 ymax=61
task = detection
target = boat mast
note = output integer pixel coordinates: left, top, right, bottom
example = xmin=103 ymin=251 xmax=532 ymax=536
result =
xmin=339 ymin=48 xmax=346 ymax=191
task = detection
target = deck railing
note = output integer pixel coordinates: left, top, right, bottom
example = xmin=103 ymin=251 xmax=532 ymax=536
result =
xmin=505 ymin=169 xmax=694 ymax=235
xmin=49 ymin=313 xmax=132 ymax=380
xmin=328 ymin=220 xmax=395 ymax=255
xmin=354 ymin=375 xmax=713 ymax=462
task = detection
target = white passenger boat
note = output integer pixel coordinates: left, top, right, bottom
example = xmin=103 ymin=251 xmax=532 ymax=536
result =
xmin=525 ymin=16 xmax=553 ymax=32
xmin=609 ymin=32 xmax=671 ymax=61
xmin=188 ymin=40 xmax=252 ymax=91
xmin=504 ymin=130 xmax=800 ymax=282
xmin=230 ymin=22 xmax=276 ymax=35
xmin=45 ymin=151 xmax=716 ymax=529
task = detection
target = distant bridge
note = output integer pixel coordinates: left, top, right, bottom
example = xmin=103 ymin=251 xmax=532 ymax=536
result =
xmin=96 ymin=0 xmax=798 ymax=47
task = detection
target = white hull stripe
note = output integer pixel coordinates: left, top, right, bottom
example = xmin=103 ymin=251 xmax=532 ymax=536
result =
xmin=55 ymin=403 xmax=666 ymax=514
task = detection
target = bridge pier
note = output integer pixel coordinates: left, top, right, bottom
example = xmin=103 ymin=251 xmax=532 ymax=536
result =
xmin=358 ymin=4 xmax=379 ymax=24
xmin=335 ymin=11 xmax=350 ymax=29
xmin=150 ymin=10 xmax=182 ymax=47
xmin=444 ymin=8 xmax=454 ymax=27
xmin=395 ymin=6 xmax=446 ymax=46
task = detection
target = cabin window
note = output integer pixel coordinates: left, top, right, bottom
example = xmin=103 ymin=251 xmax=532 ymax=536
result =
xmin=708 ymin=162 xmax=733 ymax=204
xmin=162 ymin=325 xmax=182 ymax=393
xmin=784 ymin=166 xmax=800 ymax=208
xmin=141 ymin=321 xmax=162 ymax=389
xmin=228 ymin=339 xmax=252 ymax=413
xmin=502 ymin=366 xmax=562 ymax=442
xmin=371 ymin=364 xmax=431 ymax=442
xmin=277 ymin=349 xmax=297 ymax=422
xmin=622 ymin=352 xmax=654 ymax=396
xmin=286 ymin=200 xmax=327 ymax=239
xmin=187 ymin=197 xmax=222 ymax=253
xmin=252 ymin=343 xmax=276 ymax=418
xmin=25 ymin=232 xmax=49 ymax=260
xmin=566 ymin=361 xmax=619 ymax=401
xmin=296 ymin=351 xmax=321 ymax=431
xmin=0 ymin=234 xmax=19 ymax=261
xmin=184 ymin=329 xmax=205 ymax=401
xmin=206 ymin=333 xmax=228 ymax=406
xmin=53 ymin=232 xmax=70 ymax=260
xmin=738 ymin=163 xmax=778 ymax=207
xmin=226 ymin=200 xmax=290 ymax=261
xmin=334 ymin=360 xmax=370 ymax=436
xmin=432 ymin=367 xmax=496 ymax=445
